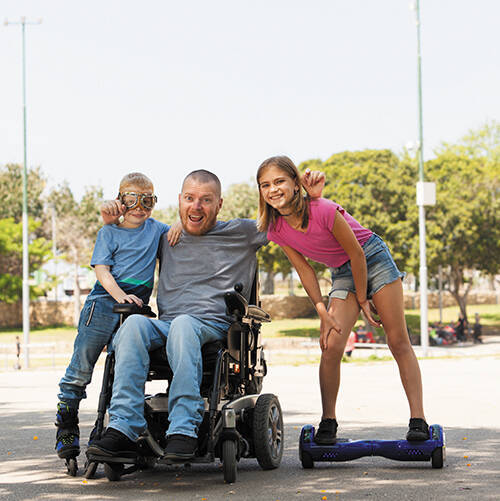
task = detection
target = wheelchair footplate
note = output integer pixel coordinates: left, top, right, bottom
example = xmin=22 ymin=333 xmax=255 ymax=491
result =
xmin=299 ymin=424 xmax=445 ymax=469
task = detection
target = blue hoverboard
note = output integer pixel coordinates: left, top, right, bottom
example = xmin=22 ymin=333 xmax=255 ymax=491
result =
xmin=299 ymin=424 xmax=445 ymax=469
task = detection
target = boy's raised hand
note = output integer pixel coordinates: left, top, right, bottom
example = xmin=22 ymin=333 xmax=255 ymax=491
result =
xmin=118 ymin=293 xmax=143 ymax=307
xmin=101 ymin=200 xmax=125 ymax=225
xmin=301 ymin=169 xmax=326 ymax=199
xmin=167 ymin=220 xmax=183 ymax=246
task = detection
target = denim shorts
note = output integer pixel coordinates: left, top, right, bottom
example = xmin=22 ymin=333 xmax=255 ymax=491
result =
xmin=329 ymin=234 xmax=405 ymax=300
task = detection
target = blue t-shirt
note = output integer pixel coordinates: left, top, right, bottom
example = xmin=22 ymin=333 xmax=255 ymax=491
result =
xmin=88 ymin=218 xmax=169 ymax=303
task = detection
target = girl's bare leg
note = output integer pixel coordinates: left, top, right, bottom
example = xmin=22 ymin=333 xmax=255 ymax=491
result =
xmin=372 ymin=279 xmax=425 ymax=418
xmin=320 ymin=292 xmax=360 ymax=419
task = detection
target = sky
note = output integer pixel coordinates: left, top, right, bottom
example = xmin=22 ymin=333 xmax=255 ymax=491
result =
xmin=1 ymin=0 xmax=499 ymax=208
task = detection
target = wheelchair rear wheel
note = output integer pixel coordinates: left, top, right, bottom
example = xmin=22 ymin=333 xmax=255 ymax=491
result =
xmin=253 ymin=394 xmax=284 ymax=470
xmin=222 ymin=440 xmax=237 ymax=483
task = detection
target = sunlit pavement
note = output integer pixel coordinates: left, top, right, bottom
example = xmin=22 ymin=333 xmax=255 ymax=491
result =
xmin=0 ymin=349 xmax=499 ymax=500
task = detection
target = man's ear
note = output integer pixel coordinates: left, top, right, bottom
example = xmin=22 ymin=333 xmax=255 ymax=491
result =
xmin=217 ymin=197 xmax=223 ymax=212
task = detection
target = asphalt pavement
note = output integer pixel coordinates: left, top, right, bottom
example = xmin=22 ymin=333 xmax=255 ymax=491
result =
xmin=0 ymin=339 xmax=499 ymax=501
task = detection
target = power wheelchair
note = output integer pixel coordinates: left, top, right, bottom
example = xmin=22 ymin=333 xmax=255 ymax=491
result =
xmin=84 ymin=276 xmax=283 ymax=483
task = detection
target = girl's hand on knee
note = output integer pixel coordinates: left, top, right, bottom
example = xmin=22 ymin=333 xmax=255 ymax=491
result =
xmin=359 ymin=299 xmax=382 ymax=328
xmin=319 ymin=315 xmax=341 ymax=351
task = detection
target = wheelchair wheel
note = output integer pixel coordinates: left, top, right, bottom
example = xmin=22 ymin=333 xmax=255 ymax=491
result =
xmin=104 ymin=462 xmax=124 ymax=481
xmin=253 ymin=394 xmax=284 ymax=470
xmin=222 ymin=440 xmax=237 ymax=484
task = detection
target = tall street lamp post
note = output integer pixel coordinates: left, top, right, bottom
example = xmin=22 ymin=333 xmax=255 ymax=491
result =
xmin=413 ymin=1 xmax=435 ymax=357
xmin=5 ymin=16 xmax=42 ymax=369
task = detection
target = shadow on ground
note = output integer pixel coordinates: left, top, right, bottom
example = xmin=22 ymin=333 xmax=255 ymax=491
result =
xmin=1 ymin=407 xmax=499 ymax=501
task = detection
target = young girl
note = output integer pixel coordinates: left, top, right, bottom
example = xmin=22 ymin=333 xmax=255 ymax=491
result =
xmin=256 ymin=155 xmax=429 ymax=444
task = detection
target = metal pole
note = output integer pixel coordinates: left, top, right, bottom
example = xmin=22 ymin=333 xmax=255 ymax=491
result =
xmin=415 ymin=0 xmax=429 ymax=356
xmin=21 ymin=20 xmax=31 ymax=368
xmin=52 ymin=207 xmax=58 ymax=303
xmin=5 ymin=17 xmax=42 ymax=369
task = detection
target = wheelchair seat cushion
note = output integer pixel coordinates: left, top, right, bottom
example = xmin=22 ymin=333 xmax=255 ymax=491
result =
xmin=148 ymin=340 xmax=227 ymax=380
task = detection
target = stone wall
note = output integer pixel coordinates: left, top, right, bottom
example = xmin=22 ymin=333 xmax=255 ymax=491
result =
xmin=0 ymin=301 xmax=75 ymax=328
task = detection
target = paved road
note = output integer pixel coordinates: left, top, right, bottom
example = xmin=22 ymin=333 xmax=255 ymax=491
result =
xmin=1 ymin=349 xmax=499 ymax=500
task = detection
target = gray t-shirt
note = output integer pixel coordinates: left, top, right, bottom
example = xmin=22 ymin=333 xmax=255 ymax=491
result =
xmin=157 ymin=219 xmax=268 ymax=326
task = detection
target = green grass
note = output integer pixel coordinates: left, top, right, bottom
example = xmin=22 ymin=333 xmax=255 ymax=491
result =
xmin=261 ymin=303 xmax=500 ymax=339
xmin=0 ymin=325 xmax=76 ymax=345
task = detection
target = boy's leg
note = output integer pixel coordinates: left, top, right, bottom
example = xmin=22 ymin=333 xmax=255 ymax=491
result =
xmin=56 ymin=297 xmax=119 ymax=458
xmin=163 ymin=315 xmax=226 ymax=459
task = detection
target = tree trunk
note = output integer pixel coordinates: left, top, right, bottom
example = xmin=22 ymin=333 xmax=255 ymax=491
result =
xmin=447 ymin=265 xmax=472 ymax=321
xmin=73 ymin=262 xmax=81 ymax=327
xmin=262 ymin=270 xmax=275 ymax=295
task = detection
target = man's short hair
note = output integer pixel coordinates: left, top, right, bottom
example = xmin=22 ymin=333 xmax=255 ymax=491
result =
xmin=182 ymin=170 xmax=221 ymax=198
xmin=119 ymin=172 xmax=154 ymax=192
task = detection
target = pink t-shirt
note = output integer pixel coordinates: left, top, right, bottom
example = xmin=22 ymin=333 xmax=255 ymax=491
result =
xmin=267 ymin=198 xmax=373 ymax=268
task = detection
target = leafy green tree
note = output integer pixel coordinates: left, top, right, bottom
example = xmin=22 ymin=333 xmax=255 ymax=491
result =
xmin=424 ymin=123 xmax=500 ymax=318
xmin=0 ymin=164 xmax=46 ymax=223
xmin=0 ymin=218 xmax=52 ymax=303
xmin=47 ymin=184 xmax=104 ymax=323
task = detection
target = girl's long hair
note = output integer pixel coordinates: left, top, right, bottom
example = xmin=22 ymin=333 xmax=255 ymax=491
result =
xmin=256 ymin=155 xmax=309 ymax=232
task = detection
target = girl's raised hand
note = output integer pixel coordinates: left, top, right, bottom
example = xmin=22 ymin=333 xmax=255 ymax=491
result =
xmin=301 ymin=169 xmax=325 ymax=199
xmin=359 ymin=299 xmax=382 ymax=328
xmin=319 ymin=314 xmax=342 ymax=351
xmin=167 ymin=220 xmax=183 ymax=246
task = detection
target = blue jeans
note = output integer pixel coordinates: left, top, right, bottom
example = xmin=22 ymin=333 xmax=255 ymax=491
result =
xmin=58 ymin=296 xmax=120 ymax=409
xmin=107 ymin=314 xmax=227 ymax=441
xmin=329 ymin=234 xmax=406 ymax=300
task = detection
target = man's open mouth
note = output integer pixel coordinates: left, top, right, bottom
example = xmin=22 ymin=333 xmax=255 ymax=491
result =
xmin=188 ymin=215 xmax=204 ymax=223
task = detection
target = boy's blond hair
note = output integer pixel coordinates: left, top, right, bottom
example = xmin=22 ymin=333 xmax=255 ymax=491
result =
xmin=119 ymin=172 xmax=154 ymax=192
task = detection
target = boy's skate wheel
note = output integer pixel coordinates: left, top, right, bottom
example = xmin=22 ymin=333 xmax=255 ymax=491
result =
xmin=84 ymin=460 xmax=98 ymax=479
xmin=222 ymin=440 xmax=237 ymax=484
xmin=104 ymin=462 xmax=124 ymax=481
xmin=66 ymin=457 xmax=78 ymax=476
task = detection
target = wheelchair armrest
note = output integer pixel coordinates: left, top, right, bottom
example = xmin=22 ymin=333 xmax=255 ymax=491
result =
xmin=112 ymin=303 xmax=157 ymax=318
xmin=246 ymin=305 xmax=271 ymax=323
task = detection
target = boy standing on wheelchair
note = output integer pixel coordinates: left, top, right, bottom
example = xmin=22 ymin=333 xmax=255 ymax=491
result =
xmin=55 ymin=173 xmax=177 ymax=462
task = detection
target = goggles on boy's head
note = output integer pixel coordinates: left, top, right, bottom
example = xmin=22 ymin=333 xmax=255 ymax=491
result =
xmin=118 ymin=192 xmax=157 ymax=210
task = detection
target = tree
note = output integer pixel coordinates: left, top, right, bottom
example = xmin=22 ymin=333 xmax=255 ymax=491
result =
xmin=0 ymin=218 xmax=52 ymax=303
xmin=0 ymin=164 xmax=46 ymax=223
xmin=424 ymin=123 xmax=500 ymax=318
xmin=47 ymin=184 xmax=104 ymax=324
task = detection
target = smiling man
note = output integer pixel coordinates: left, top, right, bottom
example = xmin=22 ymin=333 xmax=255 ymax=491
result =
xmin=89 ymin=170 xmax=268 ymax=460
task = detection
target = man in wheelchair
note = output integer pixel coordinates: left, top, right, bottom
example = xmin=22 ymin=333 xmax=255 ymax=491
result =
xmin=87 ymin=170 xmax=279 ymax=481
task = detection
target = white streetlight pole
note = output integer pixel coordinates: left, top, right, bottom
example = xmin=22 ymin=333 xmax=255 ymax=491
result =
xmin=5 ymin=17 xmax=42 ymax=368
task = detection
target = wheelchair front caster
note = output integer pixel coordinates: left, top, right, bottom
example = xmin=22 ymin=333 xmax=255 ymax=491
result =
xmin=104 ymin=462 xmax=124 ymax=481
xmin=222 ymin=440 xmax=237 ymax=483
xmin=65 ymin=457 xmax=78 ymax=476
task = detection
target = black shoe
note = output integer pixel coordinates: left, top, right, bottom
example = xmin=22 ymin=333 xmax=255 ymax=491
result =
xmin=163 ymin=434 xmax=197 ymax=460
xmin=406 ymin=418 xmax=430 ymax=441
xmin=314 ymin=418 xmax=338 ymax=445
xmin=87 ymin=427 xmax=137 ymax=458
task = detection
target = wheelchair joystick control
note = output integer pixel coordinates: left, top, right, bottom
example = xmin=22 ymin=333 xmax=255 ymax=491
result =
xmin=234 ymin=283 xmax=243 ymax=293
